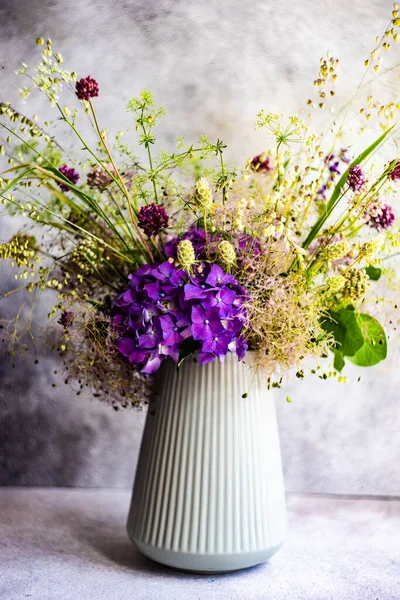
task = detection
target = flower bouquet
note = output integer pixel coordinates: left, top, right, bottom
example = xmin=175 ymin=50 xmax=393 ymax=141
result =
xmin=1 ymin=7 xmax=400 ymax=571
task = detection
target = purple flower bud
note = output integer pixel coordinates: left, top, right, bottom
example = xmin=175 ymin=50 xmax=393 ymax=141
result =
xmin=250 ymin=153 xmax=271 ymax=173
xmin=58 ymin=310 xmax=73 ymax=329
xmin=58 ymin=165 xmax=80 ymax=192
xmin=388 ymin=159 xmax=400 ymax=181
xmin=75 ymin=76 xmax=99 ymax=101
xmin=347 ymin=165 xmax=366 ymax=192
xmin=138 ymin=203 xmax=169 ymax=237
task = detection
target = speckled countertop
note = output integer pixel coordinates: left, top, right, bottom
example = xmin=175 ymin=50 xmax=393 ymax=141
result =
xmin=0 ymin=489 xmax=399 ymax=600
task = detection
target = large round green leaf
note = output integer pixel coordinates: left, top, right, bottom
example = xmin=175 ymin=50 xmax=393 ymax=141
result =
xmin=348 ymin=314 xmax=387 ymax=367
xmin=321 ymin=310 xmax=364 ymax=357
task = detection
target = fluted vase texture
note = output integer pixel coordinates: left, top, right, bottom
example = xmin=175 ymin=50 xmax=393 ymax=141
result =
xmin=127 ymin=352 xmax=287 ymax=573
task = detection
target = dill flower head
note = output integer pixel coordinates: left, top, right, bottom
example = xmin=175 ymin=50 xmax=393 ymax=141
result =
xmin=250 ymin=153 xmax=271 ymax=173
xmin=322 ymin=240 xmax=350 ymax=262
xmin=347 ymin=165 xmax=366 ymax=192
xmin=364 ymin=199 xmax=395 ymax=231
xmin=137 ymin=203 xmax=169 ymax=237
xmin=342 ymin=269 xmax=370 ymax=302
xmin=192 ymin=178 xmax=213 ymax=211
xmin=58 ymin=165 xmax=80 ymax=192
xmin=75 ymin=76 xmax=99 ymax=101
xmin=177 ymin=239 xmax=195 ymax=271
xmin=218 ymin=240 xmax=236 ymax=269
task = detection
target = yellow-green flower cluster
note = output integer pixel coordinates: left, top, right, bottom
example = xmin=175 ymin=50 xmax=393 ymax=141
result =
xmin=359 ymin=238 xmax=382 ymax=258
xmin=177 ymin=239 xmax=195 ymax=271
xmin=342 ymin=269 xmax=370 ymax=302
xmin=327 ymin=275 xmax=346 ymax=294
xmin=192 ymin=178 xmax=213 ymax=211
xmin=218 ymin=240 xmax=236 ymax=269
xmin=17 ymin=38 xmax=76 ymax=105
xmin=322 ymin=240 xmax=350 ymax=262
xmin=0 ymin=234 xmax=36 ymax=270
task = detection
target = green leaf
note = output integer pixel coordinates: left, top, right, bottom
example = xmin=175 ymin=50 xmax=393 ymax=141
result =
xmin=303 ymin=126 xmax=395 ymax=249
xmin=333 ymin=350 xmax=345 ymax=372
xmin=321 ymin=310 xmax=364 ymax=356
xmin=348 ymin=314 xmax=387 ymax=367
xmin=365 ymin=265 xmax=382 ymax=281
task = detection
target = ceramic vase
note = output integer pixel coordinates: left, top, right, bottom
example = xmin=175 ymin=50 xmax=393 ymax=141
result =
xmin=127 ymin=352 xmax=287 ymax=573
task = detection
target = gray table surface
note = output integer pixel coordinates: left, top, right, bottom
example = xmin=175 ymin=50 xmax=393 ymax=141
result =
xmin=0 ymin=489 xmax=399 ymax=600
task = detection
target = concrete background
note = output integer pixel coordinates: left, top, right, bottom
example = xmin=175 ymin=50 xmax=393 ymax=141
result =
xmin=0 ymin=0 xmax=399 ymax=494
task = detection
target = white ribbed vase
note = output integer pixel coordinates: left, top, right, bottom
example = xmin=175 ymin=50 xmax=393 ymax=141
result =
xmin=127 ymin=352 xmax=287 ymax=573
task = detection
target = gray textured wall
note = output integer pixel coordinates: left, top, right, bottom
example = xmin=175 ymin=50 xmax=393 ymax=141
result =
xmin=1 ymin=0 xmax=399 ymax=494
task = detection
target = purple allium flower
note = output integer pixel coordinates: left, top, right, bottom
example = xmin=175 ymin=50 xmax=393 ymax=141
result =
xmin=138 ymin=203 xmax=169 ymax=237
xmin=58 ymin=165 xmax=80 ymax=192
xmin=347 ymin=165 xmax=366 ymax=192
xmin=251 ymin=153 xmax=271 ymax=173
xmin=112 ymin=260 xmax=248 ymax=374
xmin=364 ymin=199 xmax=396 ymax=231
xmin=75 ymin=76 xmax=99 ymax=101
xmin=87 ymin=164 xmax=115 ymax=190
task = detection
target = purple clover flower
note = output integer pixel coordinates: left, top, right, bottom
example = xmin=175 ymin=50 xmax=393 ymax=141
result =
xmin=138 ymin=203 xmax=169 ymax=237
xmin=347 ymin=165 xmax=366 ymax=192
xmin=75 ymin=76 xmax=99 ymax=101
xmin=58 ymin=165 xmax=80 ymax=192
xmin=113 ymin=261 xmax=248 ymax=374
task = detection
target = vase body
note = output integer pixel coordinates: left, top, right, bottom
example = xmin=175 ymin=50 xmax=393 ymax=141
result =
xmin=127 ymin=353 xmax=287 ymax=573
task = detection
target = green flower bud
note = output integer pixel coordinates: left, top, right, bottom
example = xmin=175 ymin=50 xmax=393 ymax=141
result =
xmin=218 ymin=240 xmax=236 ymax=268
xmin=322 ymin=240 xmax=350 ymax=262
xmin=177 ymin=239 xmax=195 ymax=272
xmin=192 ymin=178 xmax=213 ymax=211
xmin=327 ymin=274 xmax=346 ymax=294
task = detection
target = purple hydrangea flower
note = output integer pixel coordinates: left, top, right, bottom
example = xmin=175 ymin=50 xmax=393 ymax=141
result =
xmin=75 ymin=76 xmax=99 ymax=101
xmin=113 ymin=260 xmax=248 ymax=374
xmin=138 ymin=203 xmax=169 ymax=237
xmin=364 ymin=199 xmax=395 ymax=231
xmin=58 ymin=165 xmax=80 ymax=192
xmin=347 ymin=165 xmax=366 ymax=192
